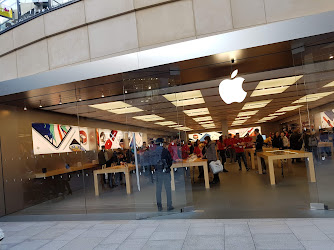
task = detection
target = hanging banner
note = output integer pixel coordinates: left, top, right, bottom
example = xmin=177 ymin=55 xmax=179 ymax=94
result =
xmin=0 ymin=5 xmax=13 ymax=19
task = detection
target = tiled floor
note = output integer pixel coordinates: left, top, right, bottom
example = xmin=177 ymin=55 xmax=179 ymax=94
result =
xmin=2 ymin=219 xmax=334 ymax=249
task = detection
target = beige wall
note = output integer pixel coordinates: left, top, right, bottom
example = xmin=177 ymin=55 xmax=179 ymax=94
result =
xmin=1 ymin=0 xmax=334 ymax=81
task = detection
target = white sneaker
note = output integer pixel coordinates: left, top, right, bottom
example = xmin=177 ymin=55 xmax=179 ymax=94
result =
xmin=322 ymin=156 xmax=326 ymax=161
xmin=0 ymin=228 xmax=4 ymax=241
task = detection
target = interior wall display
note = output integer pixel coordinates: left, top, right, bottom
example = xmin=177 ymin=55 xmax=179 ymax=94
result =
xmin=188 ymin=132 xmax=222 ymax=141
xmin=228 ymin=127 xmax=261 ymax=137
xmin=129 ymin=132 xmax=144 ymax=148
xmin=79 ymin=127 xmax=97 ymax=151
xmin=321 ymin=110 xmax=334 ymax=128
xmin=97 ymin=129 xmax=124 ymax=150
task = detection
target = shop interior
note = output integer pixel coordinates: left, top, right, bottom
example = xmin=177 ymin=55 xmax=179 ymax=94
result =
xmin=0 ymin=32 xmax=334 ymax=220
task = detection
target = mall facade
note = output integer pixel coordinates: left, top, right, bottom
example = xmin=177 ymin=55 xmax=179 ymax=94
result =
xmin=0 ymin=0 xmax=334 ymax=219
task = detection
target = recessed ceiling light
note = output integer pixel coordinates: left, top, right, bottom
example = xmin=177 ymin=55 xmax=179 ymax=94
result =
xmin=323 ymin=81 xmax=334 ymax=88
xmin=199 ymin=121 xmax=214 ymax=124
xmin=176 ymin=127 xmax=193 ymax=131
xmin=276 ymin=105 xmax=303 ymax=112
xmin=268 ymin=112 xmax=286 ymax=116
xmin=237 ymin=110 xmax=258 ymax=117
xmin=155 ymin=121 xmax=177 ymax=126
xmin=163 ymin=90 xmax=205 ymax=107
xmin=202 ymin=124 xmax=216 ymax=128
xmin=133 ymin=114 xmax=165 ymax=122
xmin=330 ymin=55 xmax=334 ymax=59
xmin=193 ymin=116 xmax=213 ymax=122
xmin=242 ymin=100 xmax=272 ymax=110
xmin=183 ymin=108 xmax=210 ymax=116
xmin=292 ymin=91 xmax=334 ymax=104
xmin=235 ymin=116 xmax=251 ymax=120
xmin=251 ymin=76 xmax=303 ymax=97
xmin=168 ymin=125 xmax=183 ymax=128
xmin=89 ymin=101 xmax=143 ymax=114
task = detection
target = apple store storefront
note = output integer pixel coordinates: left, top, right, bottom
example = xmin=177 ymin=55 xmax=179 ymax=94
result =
xmin=1 ymin=29 xmax=334 ymax=220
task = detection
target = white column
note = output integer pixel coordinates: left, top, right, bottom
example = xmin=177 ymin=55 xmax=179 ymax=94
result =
xmin=221 ymin=120 xmax=229 ymax=136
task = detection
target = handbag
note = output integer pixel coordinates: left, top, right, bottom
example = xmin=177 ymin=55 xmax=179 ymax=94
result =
xmin=209 ymin=160 xmax=224 ymax=174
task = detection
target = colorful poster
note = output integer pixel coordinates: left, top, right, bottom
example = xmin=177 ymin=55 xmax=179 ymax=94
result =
xmin=97 ymin=129 xmax=124 ymax=150
xmin=320 ymin=110 xmax=334 ymax=128
xmin=79 ymin=127 xmax=96 ymax=151
xmin=188 ymin=132 xmax=222 ymax=142
xmin=32 ymin=123 xmax=83 ymax=155
xmin=228 ymin=127 xmax=261 ymax=137
xmin=129 ymin=132 xmax=143 ymax=148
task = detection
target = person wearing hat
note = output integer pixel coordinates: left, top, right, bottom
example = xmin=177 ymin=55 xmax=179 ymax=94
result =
xmin=150 ymin=138 xmax=174 ymax=211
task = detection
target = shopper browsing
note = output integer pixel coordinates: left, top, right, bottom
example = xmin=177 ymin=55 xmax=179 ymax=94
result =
xmin=233 ymin=133 xmax=250 ymax=171
xmin=254 ymin=129 xmax=267 ymax=174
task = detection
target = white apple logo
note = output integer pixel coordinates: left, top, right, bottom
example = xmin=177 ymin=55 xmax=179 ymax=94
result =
xmin=219 ymin=69 xmax=247 ymax=104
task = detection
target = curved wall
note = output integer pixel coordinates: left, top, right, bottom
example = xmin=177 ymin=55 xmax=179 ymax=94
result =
xmin=0 ymin=0 xmax=334 ymax=83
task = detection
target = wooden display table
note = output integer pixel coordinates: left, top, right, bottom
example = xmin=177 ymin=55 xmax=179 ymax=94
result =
xmin=244 ymin=147 xmax=276 ymax=169
xmin=170 ymin=158 xmax=209 ymax=191
xmin=256 ymin=149 xmax=316 ymax=185
xmin=35 ymin=162 xmax=99 ymax=179
xmin=93 ymin=164 xmax=136 ymax=196
xmin=317 ymin=142 xmax=334 ymax=160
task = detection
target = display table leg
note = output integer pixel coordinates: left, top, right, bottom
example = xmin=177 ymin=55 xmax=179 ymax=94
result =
xmin=257 ymin=156 xmax=263 ymax=174
xmin=251 ymin=153 xmax=255 ymax=169
xmin=268 ymin=159 xmax=276 ymax=185
xmin=125 ymin=171 xmax=131 ymax=194
xmin=171 ymin=167 xmax=175 ymax=191
xmin=94 ymin=172 xmax=99 ymax=196
xmin=203 ymin=163 xmax=210 ymax=189
xmin=308 ymin=154 xmax=316 ymax=183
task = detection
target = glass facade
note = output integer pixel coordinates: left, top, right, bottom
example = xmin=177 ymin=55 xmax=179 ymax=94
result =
xmin=0 ymin=0 xmax=79 ymax=33
xmin=0 ymin=31 xmax=334 ymax=219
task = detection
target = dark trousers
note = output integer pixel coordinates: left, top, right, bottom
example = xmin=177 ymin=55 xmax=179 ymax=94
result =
xmin=219 ymin=150 xmax=226 ymax=164
xmin=228 ymin=148 xmax=236 ymax=162
xmin=236 ymin=152 xmax=248 ymax=170
xmin=256 ymin=150 xmax=266 ymax=171
xmin=156 ymin=171 xmax=172 ymax=208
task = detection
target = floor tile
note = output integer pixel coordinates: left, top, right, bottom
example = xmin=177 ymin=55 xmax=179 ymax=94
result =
xmin=91 ymin=224 xmax=120 ymax=230
xmin=300 ymin=240 xmax=334 ymax=250
xmin=253 ymin=233 xmax=304 ymax=250
xmin=156 ymin=223 xmax=190 ymax=232
xmin=11 ymin=239 xmax=49 ymax=250
xmin=128 ymin=227 xmax=157 ymax=239
xmin=77 ymin=229 xmax=114 ymax=238
xmin=144 ymin=240 xmax=184 ymax=250
xmin=225 ymin=236 xmax=255 ymax=250
xmin=150 ymin=231 xmax=187 ymax=240
xmin=60 ymin=237 xmax=104 ymax=250
xmin=187 ymin=226 xmax=224 ymax=236
xmin=2 ymin=235 xmax=30 ymax=245
xmin=54 ymin=229 xmax=87 ymax=241
xmin=53 ymin=222 xmax=80 ymax=229
xmin=100 ymin=231 xmax=132 ymax=244
xmin=39 ymin=240 xmax=70 ymax=250
xmin=117 ymin=223 xmax=139 ymax=231
xmin=117 ymin=239 xmax=147 ymax=250
xmin=225 ymin=224 xmax=251 ymax=237
xmin=93 ymin=244 xmax=119 ymax=250
xmin=31 ymin=228 xmax=71 ymax=240
xmin=290 ymin=225 xmax=329 ymax=241
xmin=182 ymin=235 xmax=224 ymax=250
xmin=190 ymin=222 xmax=224 ymax=228
xmin=249 ymin=224 xmax=292 ymax=234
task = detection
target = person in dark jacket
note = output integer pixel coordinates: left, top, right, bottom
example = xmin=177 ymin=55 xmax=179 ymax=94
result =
xmin=255 ymin=129 xmax=267 ymax=174
xmin=272 ymin=132 xmax=283 ymax=149
xmin=290 ymin=129 xmax=303 ymax=163
xmin=151 ymin=138 xmax=174 ymax=211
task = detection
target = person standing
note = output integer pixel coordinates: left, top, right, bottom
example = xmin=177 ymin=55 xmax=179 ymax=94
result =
xmin=254 ymin=129 xmax=267 ymax=174
xmin=290 ymin=129 xmax=303 ymax=163
xmin=168 ymin=137 xmax=181 ymax=161
xmin=233 ymin=133 xmax=250 ymax=171
xmin=226 ymin=134 xmax=236 ymax=163
xmin=151 ymin=138 xmax=174 ymax=211
xmin=98 ymin=146 xmax=111 ymax=189
xmin=272 ymin=132 xmax=283 ymax=149
xmin=281 ymin=132 xmax=290 ymax=149
xmin=217 ymin=136 xmax=228 ymax=172
xmin=204 ymin=136 xmax=220 ymax=184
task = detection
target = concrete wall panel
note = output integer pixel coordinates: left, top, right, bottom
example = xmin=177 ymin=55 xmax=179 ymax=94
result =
xmin=48 ymin=27 xmax=90 ymax=70
xmin=44 ymin=1 xmax=86 ymax=36
xmin=0 ymin=52 xmax=17 ymax=82
xmin=88 ymin=13 xmax=138 ymax=59
xmin=0 ymin=30 xmax=14 ymax=56
xmin=193 ymin=0 xmax=233 ymax=36
xmin=231 ymin=0 xmax=266 ymax=29
xmin=85 ymin=0 xmax=134 ymax=23
xmin=17 ymin=40 xmax=49 ymax=77
xmin=13 ymin=17 xmax=45 ymax=49
xmin=136 ymin=0 xmax=195 ymax=47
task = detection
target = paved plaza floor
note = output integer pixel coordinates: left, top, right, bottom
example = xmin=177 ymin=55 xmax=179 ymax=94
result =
xmin=1 ymin=218 xmax=334 ymax=249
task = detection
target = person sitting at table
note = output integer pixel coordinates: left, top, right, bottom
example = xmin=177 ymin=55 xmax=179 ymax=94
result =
xmin=233 ymin=133 xmax=250 ymax=171
xmin=151 ymin=138 xmax=173 ymax=211
xmin=254 ymin=129 xmax=267 ymax=174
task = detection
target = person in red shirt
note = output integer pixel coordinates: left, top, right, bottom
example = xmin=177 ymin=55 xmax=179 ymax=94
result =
xmin=181 ymin=140 xmax=190 ymax=159
xmin=225 ymin=134 xmax=236 ymax=163
xmin=217 ymin=136 xmax=228 ymax=172
xmin=244 ymin=133 xmax=253 ymax=148
xmin=233 ymin=133 xmax=250 ymax=171
xmin=168 ymin=137 xmax=181 ymax=161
